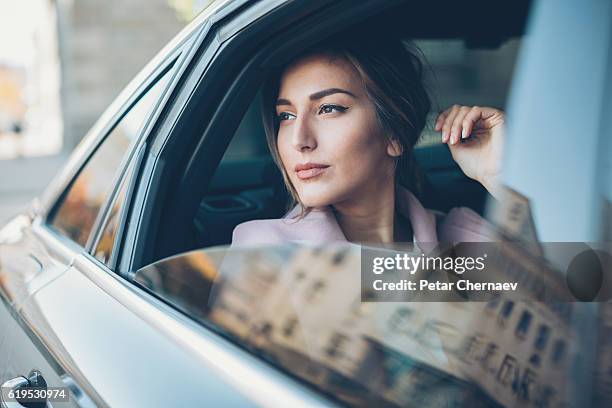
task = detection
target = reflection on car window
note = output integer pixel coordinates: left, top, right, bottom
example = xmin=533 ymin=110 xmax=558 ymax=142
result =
xmin=135 ymin=243 xmax=588 ymax=407
xmin=50 ymin=68 xmax=172 ymax=247
xmin=94 ymin=160 xmax=135 ymax=264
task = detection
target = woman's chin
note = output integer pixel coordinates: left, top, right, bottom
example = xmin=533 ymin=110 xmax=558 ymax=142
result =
xmin=297 ymin=189 xmax=338 ymax=209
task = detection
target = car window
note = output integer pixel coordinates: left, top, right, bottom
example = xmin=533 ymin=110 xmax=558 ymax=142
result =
xmin=191 ymin=37 xmax=522 ymax=251
xmin=50 ymin=68 xmax=172 ymax=247
xmin=134 ymin=243 xmax=587 ymax=407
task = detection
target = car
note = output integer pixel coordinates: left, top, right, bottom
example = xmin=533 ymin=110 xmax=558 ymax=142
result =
xmin=1 ymin=0 xmax=611 ymax=407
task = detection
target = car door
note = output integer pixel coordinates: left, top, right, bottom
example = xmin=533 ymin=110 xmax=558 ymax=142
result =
xmin=0 ymin=28 xmax=189 ymax=407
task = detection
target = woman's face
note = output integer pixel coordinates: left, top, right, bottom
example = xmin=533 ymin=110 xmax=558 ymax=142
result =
xmin=276 ymin=53 xmax=400 ymax=209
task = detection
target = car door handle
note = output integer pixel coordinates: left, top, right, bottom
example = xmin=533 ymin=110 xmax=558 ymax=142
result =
xmin=1 ymin=371 xmax=52 ymax=408
xmin=1 ymin=376 xmax=30 ymax=408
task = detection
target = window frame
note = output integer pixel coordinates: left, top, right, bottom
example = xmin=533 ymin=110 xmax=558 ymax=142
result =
xmin=125 ymin=0 xmax=532 ymax=273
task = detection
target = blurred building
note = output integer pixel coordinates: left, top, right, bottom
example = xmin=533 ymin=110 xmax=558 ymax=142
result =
xmin=56 ymin=0 xmax=195 ymax=150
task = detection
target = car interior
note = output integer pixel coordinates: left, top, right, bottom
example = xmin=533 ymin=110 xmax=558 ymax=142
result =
xmin=140 ymin=0 xmax=532 ymax=269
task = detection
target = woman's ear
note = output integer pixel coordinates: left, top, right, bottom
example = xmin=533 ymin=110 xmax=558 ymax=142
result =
xmin=387 ymin=138 xmax=403 ymax=158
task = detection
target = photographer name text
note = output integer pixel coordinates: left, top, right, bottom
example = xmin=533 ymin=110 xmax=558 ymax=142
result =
xmin=373 ymin=279 xmax=518 ymax=291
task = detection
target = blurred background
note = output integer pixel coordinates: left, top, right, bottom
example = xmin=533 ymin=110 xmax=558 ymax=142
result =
xmin=0 ymin=0 xmax=213 ymax=223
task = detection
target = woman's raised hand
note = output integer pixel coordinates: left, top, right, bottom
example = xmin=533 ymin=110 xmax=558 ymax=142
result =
xmin=435 ymin=105 xmax=505 ymax=197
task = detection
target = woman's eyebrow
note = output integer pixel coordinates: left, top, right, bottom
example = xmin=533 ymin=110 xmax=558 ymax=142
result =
xmin=309 ymin=88 xmax=356 ymax=100
xmin=275 ymin=88 xmax=356 ymax=107
xmin=276 ymin=98 xmax=292 ymax=107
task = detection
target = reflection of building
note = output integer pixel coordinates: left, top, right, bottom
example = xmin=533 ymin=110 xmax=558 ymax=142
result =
xmin=136 ymin=240 xmax=585 ymax=407
xmin=203 ymin=244 xmax=575 ymax=408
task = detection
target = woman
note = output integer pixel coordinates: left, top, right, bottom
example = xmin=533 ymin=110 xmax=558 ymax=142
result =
xmin=232 ymin=33 xmax=503 ymax=246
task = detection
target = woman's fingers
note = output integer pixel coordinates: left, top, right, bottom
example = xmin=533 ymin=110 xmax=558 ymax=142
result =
xmin=438 ymin=105 xmax=502 ymax=145
xmin=440 ymin=105 xmax=461 ymax=143
xmin=449 ymin=106 xmax=471 ymax=145
xmin=434 ymin=108 xmax=452 ymax=137
xmin=460 ymin=106 xmax=485 ymax=141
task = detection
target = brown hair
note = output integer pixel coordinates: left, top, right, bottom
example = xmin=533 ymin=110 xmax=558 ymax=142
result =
xmin=261 ymin=31 xmax=431 ymax=218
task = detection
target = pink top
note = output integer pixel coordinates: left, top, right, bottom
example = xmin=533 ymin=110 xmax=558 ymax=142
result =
xmin=232 ymin=187 xmax=497 ymax=246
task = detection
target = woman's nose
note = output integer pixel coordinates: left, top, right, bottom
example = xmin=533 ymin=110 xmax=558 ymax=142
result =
xmin=291 ymin=116 xmax=317 ymax=152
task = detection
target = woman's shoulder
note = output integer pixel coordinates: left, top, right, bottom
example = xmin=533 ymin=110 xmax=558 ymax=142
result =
xmin=231 ymin=218 xmax=291 ymax=246
xmin=231 ymin=206 xmax=348 ymax=246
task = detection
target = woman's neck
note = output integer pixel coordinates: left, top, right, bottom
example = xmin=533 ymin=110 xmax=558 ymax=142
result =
xmin=332 ymin=184 xmax=412 ymax=244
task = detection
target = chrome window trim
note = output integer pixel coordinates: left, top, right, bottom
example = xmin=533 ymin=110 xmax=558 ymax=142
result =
xmin=120 ymin=18 xmax=222 ymax=274
xmin=147 ymin=20 xmax=219 ymax=158
xmin=107 ymin=148 xmax=146 ymax=270
xmin=84 ymin=60 xmax=179 ymax=256
xmin=73 ymin=251 xmax=339 ymax=408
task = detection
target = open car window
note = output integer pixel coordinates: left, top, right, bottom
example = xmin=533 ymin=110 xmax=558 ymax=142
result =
xmin=191 ymin=37 xmax=520 ymax=251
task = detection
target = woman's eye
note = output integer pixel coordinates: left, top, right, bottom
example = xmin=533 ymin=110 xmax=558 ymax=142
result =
xmin=318 ymin=104 xmax=348 ymax=115
xmin=277 ymin=112 xmax=296 ymax=121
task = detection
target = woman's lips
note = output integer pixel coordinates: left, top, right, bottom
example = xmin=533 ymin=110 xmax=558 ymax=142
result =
xmin=295 ymin=163 xmax=330 ymax=180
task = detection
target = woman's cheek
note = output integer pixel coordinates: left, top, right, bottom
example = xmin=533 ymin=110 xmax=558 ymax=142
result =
xmin=276 ymin=132 xmax=295 ymax=172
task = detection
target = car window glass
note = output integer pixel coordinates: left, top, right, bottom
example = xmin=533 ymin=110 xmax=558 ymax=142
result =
xmin=93 ymin=160 xmax=135 ymax=265
xmin=134 ymin=243 xmax=588 ymax=407
xmin=50 ymin=68 xmax=172 ymax=247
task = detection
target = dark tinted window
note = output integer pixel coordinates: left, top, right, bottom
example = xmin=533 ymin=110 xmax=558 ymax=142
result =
xmin=51 ymin=69 xmax=172 ymax=246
